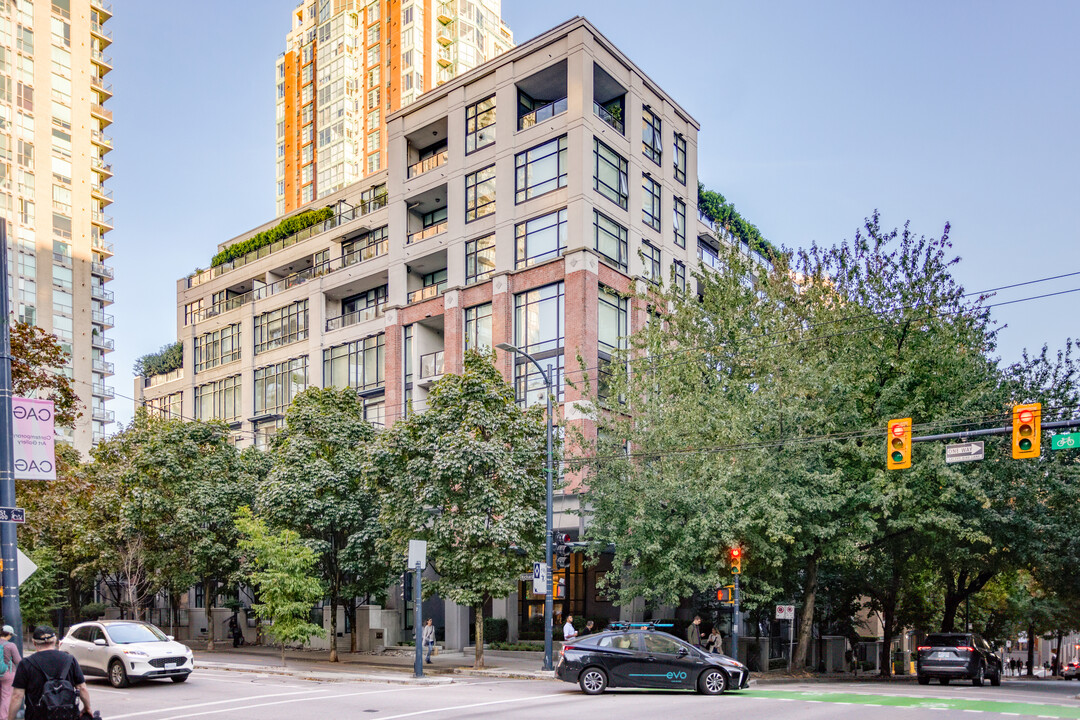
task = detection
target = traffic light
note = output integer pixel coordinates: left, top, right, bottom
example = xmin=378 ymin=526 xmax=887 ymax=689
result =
xmin=554 ymin=532 xmax=572 ymax=569
xmin=730 ymin=547 xmax=742 ymax=575
xmin=887 ymin=418 xmax=912 ymax=470
xmin=717 ymin=585 xmax=735 ymax=603
xmin=1012 ymin=403 xmax=1042 ymax=459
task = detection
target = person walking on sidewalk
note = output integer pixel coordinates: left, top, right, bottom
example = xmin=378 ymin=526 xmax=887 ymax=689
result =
xmin=563 ymin=616 xmax=578 ymax=642
xmin=423 ymin=619 xmax=435 ymax=664
xmin=687 ymin=616 xmax=702 ymax=648
xmin=10 ymin=626 xmax=92 ymax=720
xmin=0 ymin=625 xmax=20 ymax=720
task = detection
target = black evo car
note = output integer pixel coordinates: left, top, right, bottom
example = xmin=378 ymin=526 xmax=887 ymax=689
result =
xmin=916 ymin=632 xmax=1002 ymax=686
xmin=555 ymin=623 xmax=750 ymax=695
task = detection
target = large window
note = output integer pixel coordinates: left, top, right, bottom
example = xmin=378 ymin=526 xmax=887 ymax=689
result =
xmin=513 ymin=282 xmax=564 ymax=405
xmin=466 ymin=95 xmax=496 ymax=153
xmin=674 ymin=197 xmax=686 ymax=248
xmin=674 ymin=133 xmax=687 ymax=185
xmin=194 ymin=375 xmax=241 ymax=422
xmin=146 ymin=392 xmax=182 ymax=420
xmin=515 ymin=135 xmax=567 ymax=203
xmin=642 ymin=107 xmax=662 ymax=165
xmin=598 ymin=287 xmax=628 ymax=402
xmin=594 ymin=139 xmax=628 ymax=209
xmin=594 ymin=211 xmax=628 ymax=270
xmin=643 ymin=176 xmax=661 ymax=231
xmin=466 ymin=234 xmax=495 ymax=284
xmin=465 ymin=303 xmax=492 ymax=351
xmin=673 ymin=260 xmax=686 ymax=291
xmin=342 ymin=285 xmax=387 ymax=319
xmin=465 ymin=165 xmax=496 ymax=222
xmin=515 ymin=208 xmax=566 ymax=269
xmin=253 ymin=356 xmax=308 ymax=416
xmin=194 ymin=323 xmax=241 ymax=373
xmin=323 ymin=333 xmax=385 ymax=392
xmin=642 ymin=242 xmax=661 ymax=282
xmin=254 ymin=299 xmax=308 ymax=354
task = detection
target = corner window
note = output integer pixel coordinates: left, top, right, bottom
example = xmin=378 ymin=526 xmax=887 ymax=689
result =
xmin=594 ymin=211 xmax=627 ymax=271
xmin=642 ymin=108 xmax=662 ymax=165
xmin=515 ymin=208 xmax=566 ymax=269
xmin=674 ymin=134 xmax=687 ymax=185
xmin=515 ymin=135 xmax=567 ymax=203
xmin=465 ymin=234 xmax=495 ymax=284
xmin=674 ymin=197 xmax=686 ymax=248
xmin=643 ymin=176 xmax=661 ymax=231
xmin=466 ymin=95 xmax=496 ymax=153
xmin=465 ymin=165 xmax=496 ymax=222
xmin=594 ymin=139 xmax=628 ymax=209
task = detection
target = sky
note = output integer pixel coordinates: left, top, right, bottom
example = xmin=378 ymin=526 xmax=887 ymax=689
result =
xmin=105 ymin=1 xmax=1080 ymax=426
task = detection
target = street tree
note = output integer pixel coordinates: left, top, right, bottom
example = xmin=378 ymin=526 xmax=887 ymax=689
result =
xmin=11 ymin=320 xmax=80 ymax=428
xmin=370 ymin=350 xmax=548 ymax=668
xmin=258 ymin=387 xmax=393 ymax=662
xmin=235 ymin=507 xmax=325 ymax=667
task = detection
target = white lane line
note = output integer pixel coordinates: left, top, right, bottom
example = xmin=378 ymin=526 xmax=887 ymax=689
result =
xmin=109 ymin=688 xmax=329 ymax=719
xmin=160 ymin=686 xmax=433 ymax=720
xmin=187 ymin=676 xmax=312 ymax=687
xmin=361 ymin=692 xmax=578 ymax=720
xmin=88 ymin=687 xmax=128 ymax=696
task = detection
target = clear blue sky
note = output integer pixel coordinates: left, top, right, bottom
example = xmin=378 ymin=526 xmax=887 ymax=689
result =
xmin=106 ymin=1 xmax=1080 ymax=425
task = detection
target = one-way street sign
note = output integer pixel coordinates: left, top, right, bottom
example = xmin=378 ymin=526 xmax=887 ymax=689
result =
xmin=945 ymin=442 xmax=984 ymax=464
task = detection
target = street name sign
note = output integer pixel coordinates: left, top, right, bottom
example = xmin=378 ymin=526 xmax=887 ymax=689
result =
xmin=1051 ymin=432 xmax=1080 ymax=450
xmin=532 ymin=561 xmax=546 ymax=595
xmin=0 ymin=507 xmax=25 ymax=524
xmin=945 ymin=441 xmax=985 ymax=464
xmin=775 ymin=605 xmax=795 ymax=620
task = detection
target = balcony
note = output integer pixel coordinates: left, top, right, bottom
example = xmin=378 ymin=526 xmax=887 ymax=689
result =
xmin=91 ymin=285 xmax=114 ymax=303
xmin=91 ymin=49 xmax=113 ymax=70
xmin=407 ymin=281 xmax=446 ymax=305
xmin=92 ymin=236 xmax=115 ymax=256
xmin=91 ymin=261 xmax=114 ymax=278
xmin=91 ymin=383 xmax=115 ymax=399
xmin=91 ymin=157 xmax=113 ymax=177
xmin=437 ymin=25 xmax=454 ymax=46
xmin=437 ymin=1 xmax=453 ymax=23
xmin=419 ymin=351 xmax=445 ymax=380
xmin=518 ymin=97 xmax=567 ymax=131
xmin=91 ymin=129 xmax=113 ymax=149
xmin=408 ymin=149 xmax=447 ymax=179
xmin=92 ymin=407 xmax=115 ymax=423
xmin=91 ymin=310 xmax=115 ymax=327
xmin=92 ymin=431 xmax=106 ymax=445
xmin=342 ymin=237 xmax=389 ymax=268
xmin=90 ymin=75 xmax=113 ymax=98
xmin=91 ymin=334 xmax=114 ymax=350
xmin=91 ymin=103 xmax=113 ymax=124
xmin=91 ymin=211 xmax=114 ymax=229
xmin=325 ymin=304 xmax=385 ymax=332
xmin=407 ymin=221 xmax=446 ymax=245
xmin=92 ymin=358 xmax=115 ymax=374
xmin=593 ymin=101 xmax=624 ymax=134
xmin=90 ymin=21 xmax=112 ymax=44
xmin=90 ymin=0 xmax=113 ymax=19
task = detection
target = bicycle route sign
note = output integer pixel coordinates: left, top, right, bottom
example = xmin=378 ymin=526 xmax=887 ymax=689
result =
xmin=1051 ymin=432 xmax=1080 ymax=451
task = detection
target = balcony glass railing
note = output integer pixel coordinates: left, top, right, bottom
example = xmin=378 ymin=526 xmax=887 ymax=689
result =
xmin=91 ymin=285 xmax=114 ymax=302
xmin=408 ymin=149 xmax=448 ymax=178
xmin=407 ymin=221 xmax=447 ymax=245
xmin=91 ymin=129 xmax=113 ymax=148
xmin=92 ymin=408 xmax=115 ymax=423
xmin=187 ymin=194 xmax=388 ymax=287
xmin=92 ymin=359 xmax=115 ymax=374
xmin=92 ymin=310 xmax=115 ymax=326
xmin=91 ymin=185 xmax=114 ymax=200
xmin=518 ymin=97 xmax=567 ymax=130
xmin=419 ymin=351 xmax=445 ymax=379
xmin=144 ymin=368 xmax=183 ymax=387
xmin=91 ymin=211 xmax=114 ymax=228
xmin=593 ymin=101 xmax=624 ymax=134
xmin=91 ymin=262 xmax=114 ymax=278
xmin=91 ymin=383 xmax=115 ymax=398
xmin=91 ymin=49 xmax=113 ymax=67
xmin=325 ymin=304 xmax=385 ymax=331
xmin=90 ymin=76 xmax=113 ymax=95
xmin=91 ymin=158 xmax=113 ymax=175
xmin=91 ymin=334 xmax=114 ymax=350
xmin=90 ymin=21 xmax=112 ymax=40
xmin=91 ymin=103 xmax=113 ymax=122
xmin=407 ymin=281 xmax=447 ymax=305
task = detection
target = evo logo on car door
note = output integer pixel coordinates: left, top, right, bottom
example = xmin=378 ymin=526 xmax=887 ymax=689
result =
xmin=628 ymin=671 xmax=687 ymax=682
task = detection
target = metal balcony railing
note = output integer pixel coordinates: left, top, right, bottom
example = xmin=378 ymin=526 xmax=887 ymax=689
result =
xmin=91 ymin=103 xmax=113 ymax=122
xmin=90 ymin=21 xmax=112 ymax=40
xmin=91 ymin=129 xmax=113 ymax=148
xmin=92 ymin=407 xmax=115 ymax=423
xmin=325 ymin=304 xmax=385 ymax=331
xmin=91 ymin=310 xmax=115 ymax=326
xmin=407 ymin=281 xmax=446 ymax=305
xmin=519 ymin=97 xmax=567 ymax=130
xmin=593 ymin=101 xmax=624 ymax=134
xmin=90 ymin=75 xmax=113 ymax=96
xmin=92 ymin=359 xmax=115 ymax=374
xmin=143 ymin=369 xmax=183 ymax=388
xmin=407 ymin=221 xmax=447 ymax=245
xmin=91 ymin=211 xmax=114 ymax=228
xmin=91 ymin=334 xmax=114 ymax=350
xmin=91 ymin=285 xmax=114 ymax=302
xmin=407 ymin=149 xmax=448 ymax=178
xmin=419 ymin=351 xmax=445 ymax=379
xmin=91 ymin=49 xmax=113 ymax=68
xmin=91 ymin=158 xmax=113 ymax=175
xmin=91 ymin=383 xmax=115 ymax=399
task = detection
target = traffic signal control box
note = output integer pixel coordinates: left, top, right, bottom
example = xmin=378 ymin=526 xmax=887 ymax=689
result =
xmin=1012 ymin=403 xmax=1041 ymax=459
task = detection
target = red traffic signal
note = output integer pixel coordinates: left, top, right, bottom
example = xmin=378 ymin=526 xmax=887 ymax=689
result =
xmin=730 ymin=548 xmax=742 ymax=559
xmin=730 ymin=547 xmax=742 ymax=575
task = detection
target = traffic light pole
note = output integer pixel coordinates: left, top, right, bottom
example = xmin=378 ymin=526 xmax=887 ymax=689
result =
xmin=911 ymin=418 xmax=1080 ymax=442
xmin=0 ymin=220 xmax=22 ymax=654
xmin=413 ymin=562 xmax=422 ymax=678
xmin=731 ymin=574 xmax=739 ymax=663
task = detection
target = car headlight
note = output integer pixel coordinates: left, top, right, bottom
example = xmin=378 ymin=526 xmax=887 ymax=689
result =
xmin=724 ymin=660 xmax=745 ymax=668
xmin=122 ymin=649 xmax=149 ymax=657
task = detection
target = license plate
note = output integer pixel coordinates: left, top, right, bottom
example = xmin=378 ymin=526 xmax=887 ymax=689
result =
xmin=164 ymin=660 xmax=178 ymax=667
xmin=930 ymin=652 xmax=953 ymax=659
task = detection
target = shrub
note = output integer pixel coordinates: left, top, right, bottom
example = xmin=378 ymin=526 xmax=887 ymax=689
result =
xmin=211 ymin=208 xmax=335 ymax=267
xmin=80 ymin=602 xmax=107 ymax=621
xmin=483 ymin=617 xmax=508 ymax=643
xmin=489 ymin=641 xmax=544 ymax=651
xmin=134 ymin=341 xmax=182 ymax=377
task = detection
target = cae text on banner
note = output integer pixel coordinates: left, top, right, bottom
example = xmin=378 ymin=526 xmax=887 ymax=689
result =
xmin=13 ymin=397 xmax=55 ymax=480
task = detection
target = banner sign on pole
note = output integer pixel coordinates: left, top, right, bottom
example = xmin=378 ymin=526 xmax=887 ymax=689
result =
xmin=12 ymin=398 xmax=55 ymax=480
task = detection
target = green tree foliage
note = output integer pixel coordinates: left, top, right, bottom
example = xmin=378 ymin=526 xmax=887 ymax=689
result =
xmin=370 ymin=351 xmax=549 ymax=668
xmin=257 ymin=387 xmax=392 ymax=661
xmin=133 ymin=341 xmax=182 ymax=377
xmin=697 ymin=183 xmax=779 ymax=261
xmin=11 ymin=320 xmax=81 ymax=428
xmin=19 ymin=545 xmax=64 ymax=627
xmin=210 ymin=207 xmax=335 ymax=267
xmin=235 ymin=507 xmax=325 ymax=666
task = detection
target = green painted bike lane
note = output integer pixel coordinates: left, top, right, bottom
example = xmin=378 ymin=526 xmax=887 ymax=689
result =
xmin=742 ymin=689 xmax=1080 ymax=717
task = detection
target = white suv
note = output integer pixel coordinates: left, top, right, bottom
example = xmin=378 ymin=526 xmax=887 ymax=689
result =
xmin=59 ymin=620 xmax=194 ymax=688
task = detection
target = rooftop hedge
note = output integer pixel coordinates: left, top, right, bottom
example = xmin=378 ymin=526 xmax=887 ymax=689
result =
xmin=697 ymin=183 xmax=780 ymax=261
xmin=210 ymin=207 xmax=335 ymax=268
xmin=134 ymin=341 xmax=182 ymax=377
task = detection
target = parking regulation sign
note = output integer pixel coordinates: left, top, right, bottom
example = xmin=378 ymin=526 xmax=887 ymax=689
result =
xmin=775 ymin=605 xmax=795 ymax=620
xmin=532 ymin=562 xmax=546 ymax=595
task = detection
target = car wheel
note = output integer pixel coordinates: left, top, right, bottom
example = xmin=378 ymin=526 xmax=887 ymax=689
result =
xmin=972 ymin=663 xmax=984 ymax=687
xmin=917 ymin=676 xmax=930 ymax=686
xmin=940 ymin=678 xmax=950 ymax=685
xmin=109 ymin=659 xmax=130 ymax=689
xmin=171 ymin=674 xmax=189 ymax=683
xmin=990 ymin=667 xmax=1001 ymax=687
xmin=698 ymin=668 xmax=728 ymax=695
xmin=579 ymin=668 xmax=607 ymax=695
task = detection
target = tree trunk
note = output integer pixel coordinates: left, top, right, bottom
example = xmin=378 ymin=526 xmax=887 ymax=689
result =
xmin=1027 ymin=622 xmax=1035 ymax=676
xmin=940 ymin=594 xmax=961 ymax=632
xmin=350 ymin=598 xmax=359 ymax=654
xmin=1055 ymin=630 xmax=1063 ymax=676
xmin=878 ymin=561 xmax=901 ymax=678
xmin=282 ymin=642 xmax=287 ymax=667
xmin=474 ymin=604 xmax=485 ymax=669
xmin=204 ymin=578 xmax=216 ymax=651
xmin=792 ymin=554 xmax=818 ymax=669
xmin=329 ymin=595 xmax=339 ymax=663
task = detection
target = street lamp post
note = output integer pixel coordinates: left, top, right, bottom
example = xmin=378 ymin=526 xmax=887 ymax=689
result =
xmin=496 ymin=342 xmax=555 ymax=672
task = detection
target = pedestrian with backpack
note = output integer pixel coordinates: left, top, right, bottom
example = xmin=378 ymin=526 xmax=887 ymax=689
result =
xmin=9 ymin=626 xmax=90 ymax=720
xmin=0 ymin=625 xmax=22 ymax=720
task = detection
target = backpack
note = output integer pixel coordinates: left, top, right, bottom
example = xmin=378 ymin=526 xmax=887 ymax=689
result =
xmin=35 ymin=654 xmax=80 ymax=720
xmin=0 ymin=641 xmax=9 ymax=675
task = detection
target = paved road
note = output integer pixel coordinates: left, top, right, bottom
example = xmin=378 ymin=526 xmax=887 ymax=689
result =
xmin=89 ymin=672 xmax=1080 ymax=720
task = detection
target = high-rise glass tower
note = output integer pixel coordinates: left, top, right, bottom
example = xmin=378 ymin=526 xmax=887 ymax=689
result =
xmin=275 ymin=0 xmax=512 ymax=216
xmin=0 ymin=0 xmax=115 ymax=452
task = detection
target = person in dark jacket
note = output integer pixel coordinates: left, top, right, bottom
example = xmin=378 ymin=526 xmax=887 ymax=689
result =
xmin=687 ymin=616 xmax=702 ymax=647
xmin=10 ymin=626 xmax=92 ymax=720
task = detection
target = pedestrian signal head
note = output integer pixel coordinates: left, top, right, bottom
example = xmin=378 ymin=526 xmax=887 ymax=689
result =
xmin=1012 ymin=403 xmax=1041 ymax=459
xmin=887 ymin=418 xmax=912 ymax=470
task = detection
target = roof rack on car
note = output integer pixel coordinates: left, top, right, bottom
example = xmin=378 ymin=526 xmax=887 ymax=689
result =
xmin=606 ymin=621 xmax=674 ymax=630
